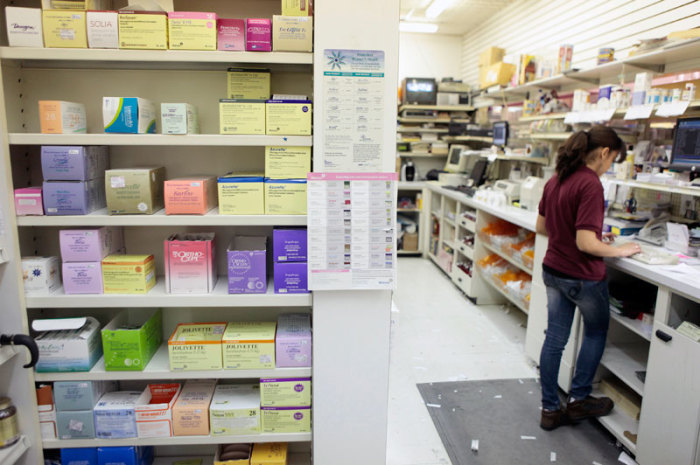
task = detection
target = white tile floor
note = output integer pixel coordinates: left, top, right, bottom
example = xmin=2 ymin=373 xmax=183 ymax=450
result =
xmin=387 ymin=258 xmax=539 ymax=465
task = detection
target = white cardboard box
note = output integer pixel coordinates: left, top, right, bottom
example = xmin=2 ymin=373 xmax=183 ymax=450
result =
xmin=22 ymin=256 xmax=61 ymax=295
xmin=5 ymin=7 xmax=44 ymax=47
xmin=94 ymin=391 xmax=147 ymax=439
xmin=87 ymin=11 xmax=119 ymax=49
xmin=209 ymin=384 xmax=261 ymax=435
xmin=33 ymin=317 xmax=103 ymax=373
xmin=161 ymin=103 xmax=200 ymax=135
xmin=135 ymin=383 xmax=182 ymax=438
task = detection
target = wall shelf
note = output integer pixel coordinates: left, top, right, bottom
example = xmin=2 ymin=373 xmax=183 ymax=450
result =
xmin=443 ymin=135 xmax=493 ymax=143
xmin=399 ymin=104 xmax=475 ymax=112
xmin=528 ymin=132 xmax=572 ymax=141
xmin=0 ymin=436 xmax=30 ymax=465
xmin=480 ymin=274 xmax=529 ymax=314
xmin=42 ymin=433 xmax=311 ymax=449
xmin=8 ymin=133 xmax=313 ymax=147
xmin=592 ymin=387 xmax=638 ymax=454
xmin=610 ymin=309 xmax=652 ymax=341
xmin=605 ymin=179 xmax=700 ymax=197
xmin=397 ymin=127 xmax=449 ymax=134
xmin=481 ymin=241 xmax=533 ymax=275
xmin=397 ymin=152 xmax=447 ymax=158
xmin=601 ymin=342 xmax=648 ymax=396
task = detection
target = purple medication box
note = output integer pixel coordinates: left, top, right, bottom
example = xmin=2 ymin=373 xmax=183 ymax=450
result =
xmin=14 ymin=187 xmax=44 ymax=215
xmin=227 ymin=236 xmax=267 ymax=294
xmin=274 ymin=261 xmax=308 ymax=294
xmin=246 ymin=18 xmax=271 ymax=51
xmin=276 ymin=313 xmax=311 ymax=367
xmin=60 ymin=227 xmax=124 ymax=262
xmin=43 ymin=179 xmax=106 ymax=215
xmin=62 ymin=262 xmax=103 ymax=294
xmin=273 ymin=228 xmax=307 ymax=262
xmin=41 ymin=146 xmax=109 ymax=181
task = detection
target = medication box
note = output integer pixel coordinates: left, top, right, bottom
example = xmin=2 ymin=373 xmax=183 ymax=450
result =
xmin=168 ymin=12 xmax=217 ymax=50
xmin=217 ymin=18 xmax=245 ymax=51
xmin=87 ymin=10 xmax=119 ymax=48
xmin=273 ymin=228 xmax=307 ymax=262
xmin=101 ymin=308 xmax=162 ymax=370
xmin=101 ymin=254 xmax=157 ymax=294
xmin=57 ymin=409 xmax=96 ymax=439
xmin=21 ymin=256 xmax=60 ymax=295
xmin=219 ymin=99 xmax=266 ymax=135
xmin=42 ymin=9 xmax=87 ymax=48
xmin=105 ymin=167 xmax=166 ymax=215
xmin=161 ymin=103 xmax=200 ymax=135
xmin=275 ymin=313 xmax=311 ymax=368
xmin=94 ymin=391 xmax=144 ymax=439
xmin=222 ymin=321 xmax=276 ymax=369
xmin=118 ymin=11 xmax=168 ymax=50
xmin=164 ymin=176 xmax=216 ymax=215
xmin=104 ymin=97 xmax=156 ymax=134
xmin=168 ymin=322 xmax=226 ymax=371
xmin=172 ymin=379 xmax=217 ymax=436
xmin=14 ymin=187 xmax=44 ymax=216
xmin=265 ymin=146 xmax=311 ymax=179
xmin=227 ymin=236 xmax=267 ymax=294
xmin=274 ymin=262 xmax=308 ymax=294
xmin=43 ymin=179 xmax=106 ymax=215
xmin=61 ymin=447 xmax=98 ymax=465
xmin=33 ymin=317 xmax=103 ymax=372
xmin=251 ymin=443 xmax=288 ymax=465
xmin=265 ymin=179 xmax=307 ymax=215
xmin=54 ymin=381 xmax=114 ymax=411
xmin=260 ymin=378 xmax=311 ymax=407
xmin=97 ymin=446 xmax=154 ymax=465
xmin=210 ymin=384 xmax=261 ymax=436
xmin=164 ymin=233 xmax=217 ymax=294
xmin=6 ymin=7 xmax=44 ymax=47
xmin=218 ymin=175 xmax=265 ymax=215
xmin=62 ymin=261 xmax=103 ymax=294
xmin=227 ymin=68 xmax=271 ymax=100
xmin=265 ymin=100 xmax=312 ymax=135
xmin=41 ymin=146 xmax=109 ymax=181
xmin=39 ymin=101 xmax=87 ymax=134
xmin=60 ymin=227 xmax=124 ymax=262
xmin=135 ymin=383 xmax=181 ymax=438
xmin=37 ymin=384 xmax=57 ymax=440
xmin=282 ymin=0 xmax=314 ymax=16
xmin=214 ymin=444 xmax=252 ymax=465
xmin=272 ymin=16 xmax=312 ymax=52
xmin=261 ymin=406 xmax=311 ymax=433
xmin=246 ymin=18 xmax=271 ymax=52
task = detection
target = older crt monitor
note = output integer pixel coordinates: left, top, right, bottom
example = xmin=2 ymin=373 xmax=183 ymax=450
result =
xmin=493 ymin=121 xmax=509 ymax=147
xmin=444 ymin=145 xmax=469 ymax=173
xmin=402 ymin=78 xmax=437 ymax=105
xmin=671 ymin=117 xmax=700 ymax=171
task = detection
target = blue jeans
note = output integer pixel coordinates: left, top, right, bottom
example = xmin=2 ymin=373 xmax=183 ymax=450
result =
xmin=540 ymin=270 xmax=610 ymax=411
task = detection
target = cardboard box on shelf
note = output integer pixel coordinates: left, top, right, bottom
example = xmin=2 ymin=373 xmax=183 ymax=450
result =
xmin=246 ymin=18 xmax=271 ymax=52
xmin=273 ymin=227 xmax=307 ymax=262
xmin=264 ymin=179 xmax=307 ymax=215
xmin=41 ymin=146 xmax=109 ymax=182
xmin=21 ymin=256 xmax=61 ymax=295
xmin=164 ymin=233 xmax=217 ymax=294
xmin=101 ymin=308 xmax=162 ymax=370
xmin=57 ymin=409 xmax=96 ymax=439
xmin=118 ymin=11 xmax=168 ymax=50
xmin=479 ymin=46 xmax=504 ymax=68
xmin=43 ymin=178 xmax=106 ymax=216
xmin=226 ymin=236 xmax=267 ymax=294
xmin=210 ymin=384 xmax=261 ymax=436
xmin=168 ymin=12 xmax=218 ymax=50
xmin=265 ymin=100 xmax=312 ymax=135
xmin=273 ymin=261 xmax=308 ymax=294
xmin=5 ymin=7 xmax=44 ymax=47
xmin=14 ymin=187 xmax=44 ymax=216
xmin=222 ymin=321 xmax=277 ymax=369
xmin=218 ymin=18 xmax=245 ymax=51
xmin=61 ymin=447 xmax=98 ymax=465
xmin=265 ymin=146 xmax=311 ymax=179
xmin=272 ymin=15 xmax=312 ymax=52
xmin=219 ymin=99 xmax=266 ymax=135
xmin=261 ymin=406 xmax=311 ymax=433
xmin=62 ymin=261 xmax=103 ymax=294
xmin=135 ymin=383 xmax=182 ymax=438
xmin=59 ymin=227 xmax=124 ymax=263
xmin=161 ymin=103 xmax=200 ymax=135
xmin=275 ymin=313 xmax=311 ymax=368
xmin=38 ymin=100 xmax=87 ymax=134
xmin=214 ymin=444 xmax=252 ymax=465
xmin=251 ymin=442 xmax=288 ymax=465
xmin=164 ymin=177 xmax=216 ymax=215
xmin=484 ymin=62 xmax=516 ymax=88
xmin=167 ymin=322 xmax=226 ymax=371
xmin=94 ymin=391 xmax=145 ymax=439
xmin=172 ymin=379 xmax=217 ymax=436
xmin=217 ymin=174 xmax=265 ymax=215
xmin=282 ymin=0 xmax=314 ymax=16
xmin=403 ymin=232 xmax=418 ymax=251
xmin=33 ymin=317 xmax=103 ymax=372
xmin=87 ymin=10 xmax=118 ymax=48
xmin=96 ymin=446 xmax=154 ymax=465
xmin=42 ymin=9 xmax=87 ymax=48
xmin=103 ymin=97 xmax=156 ymax=134
xmin=227 ymin=68 xmax=271 ymax=100
xmin=260 ymin=377 xmax=311 ymax=407
xmin=105 ymin=167 xmax=165 ymax=215
xmin=37 ymin=384 xmax=57 ymax=440
xmin=54 ymin=381 xmax=115 ymax=411
xmin=101 ymin=254 xmax=157 ymax=294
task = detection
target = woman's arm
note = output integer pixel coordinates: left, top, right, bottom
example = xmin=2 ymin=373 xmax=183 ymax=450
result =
xmin=576 ymin=230 xmax=640 ymax=257
xmin=536 ymin=215 xmax=547 ymax=236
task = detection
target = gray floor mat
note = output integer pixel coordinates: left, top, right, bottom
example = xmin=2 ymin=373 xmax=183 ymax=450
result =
xmin=418 ymin=378 xmax=624 ymax=465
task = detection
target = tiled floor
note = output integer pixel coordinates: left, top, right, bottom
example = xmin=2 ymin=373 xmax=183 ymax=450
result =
xmin=387 ymin=258 xmax=538 ymax=465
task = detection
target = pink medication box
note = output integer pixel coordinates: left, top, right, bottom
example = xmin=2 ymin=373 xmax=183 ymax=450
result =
xmin=60 ymin=227 xmax=125 ymax=263
xmin=15 ymin=187 xmax=44 ymax=216
xmin=246 ymin=18 xmax=271 ymax=52
xmin=164 ymin=176 xmax=217 ymax=215
xmin=62 ymin=262 xmax=103 ymax=294
xmin=217 ymin=18 xmax=245 ymax=51
xmin=164 ymin=233 xmax=217 ymax=294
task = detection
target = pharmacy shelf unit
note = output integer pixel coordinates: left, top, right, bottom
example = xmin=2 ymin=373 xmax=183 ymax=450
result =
xmin=8 ymin=134 xmax=313 ymax=147
xmin=42 ymin=433 xmax=312 ymax=449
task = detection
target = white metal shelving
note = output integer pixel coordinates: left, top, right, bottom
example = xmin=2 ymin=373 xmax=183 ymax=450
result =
xmin=605 ymin=178 xmax=700 ymax=197
xmin=601 ymin=342 xmax=648 ymax=396
xmin=153 ymin=453 xmax=311 ymax=465
xmin=396 ymin=152 xmax=447 ymax=158
xmin=25 ymin=278 xmax=311 ymax=308
xmin=479 ymin=274 xmax=529 ymax=314
xmin=592 ymin=387 xmax=638 ymax=454
xmin=481 ymin=241 xmax=533 ymax=275
xmin=610 ymin=310 xmax=652 ymax=341
xmin=528 ymin=132 xmax=573 ymax=140
xmin=398 ymin=104 xmax=475 ymax=112
xmin=397 ymin=127 xmax=449 ymax=134
xmin=0 ymin=436 xmax=30 ymax=465
xmin=8 ymin=134 xmax=313 ymax=147
xmin=42 ymin=433 xmax=311 ymax=449
xmin=34 ymin=345 xmax=311 ymax=382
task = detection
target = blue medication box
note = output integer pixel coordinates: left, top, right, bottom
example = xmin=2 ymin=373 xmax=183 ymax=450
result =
xmin=103 ymin=97 xmax=156 ymax=134
xmin=61 ymin=447 xmax=98 ymax=465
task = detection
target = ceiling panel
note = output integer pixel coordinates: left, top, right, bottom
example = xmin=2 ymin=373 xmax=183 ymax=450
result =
xmin=401 ymin=0 xmax=515 ymax=35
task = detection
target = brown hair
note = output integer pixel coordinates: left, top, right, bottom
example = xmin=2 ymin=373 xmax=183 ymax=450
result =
xmin=555 ymin=125 xmax=626 ymax=181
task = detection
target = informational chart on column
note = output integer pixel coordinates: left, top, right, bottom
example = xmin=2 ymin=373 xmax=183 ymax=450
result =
xmin=307 ymin=172 xmax=397 ymax=290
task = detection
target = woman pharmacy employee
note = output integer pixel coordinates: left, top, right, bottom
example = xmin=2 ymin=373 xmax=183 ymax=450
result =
xmin=535 ymin=126 xmax=641 ymax=431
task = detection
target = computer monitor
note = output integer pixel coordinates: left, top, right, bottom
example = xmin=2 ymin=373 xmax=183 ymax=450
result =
xmin=671 ymin=117 xmax=700 ymax=171
xmin=444 ymin=145 xmax=469 ymax=173
xmin=468 ymin=159 xmax=489 ymax=187
xmin=402 ymin=78 xmax=437 ymax=105
xmin=493 ymin=121 xmax=509 ymax=147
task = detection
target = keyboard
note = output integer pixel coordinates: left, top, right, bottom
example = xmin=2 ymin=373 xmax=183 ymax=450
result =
xmin=444 ymin=185 xmax=477 ymax=197
xmin=630 ymin=245 xmax=679 ymax=265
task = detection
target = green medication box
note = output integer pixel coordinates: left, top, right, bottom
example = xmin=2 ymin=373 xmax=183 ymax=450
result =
xmin=101 ymin=308 xmax=162 ymax=371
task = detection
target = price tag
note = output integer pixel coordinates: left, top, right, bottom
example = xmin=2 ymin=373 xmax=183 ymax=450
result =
xmin=656 ymin=100 xmax=690 ymax=117
xmin=624 ymin=105 xmax=654 ymax=120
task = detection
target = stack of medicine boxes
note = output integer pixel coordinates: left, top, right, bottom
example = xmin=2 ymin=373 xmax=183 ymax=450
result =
xmin=273 ymin=228 xmax=308 ymax=294
xmin=54 ymin=381 xmax=116 ymax=440
xmin=59 ymin=227 xmax=125 ymax=294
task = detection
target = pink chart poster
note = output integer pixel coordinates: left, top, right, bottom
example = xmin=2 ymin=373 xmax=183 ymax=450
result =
xmin=307 ymin=172 xmax=398 ymax=290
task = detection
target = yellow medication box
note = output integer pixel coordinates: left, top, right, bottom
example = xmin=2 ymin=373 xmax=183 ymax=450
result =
xmin=217 ymin=174 xmax=265 ymax=215
xmin=272 ymin=16 xmax=312 ymax=52
xmin=210 ymin=384 xmax=261 ymax=436
xmin=168 ymin=12 xmax=217 ymax=51
xmin=118 ymin=11 xmax=168 ymax=50
xmin=101 ymin=254 xmax=156 ymax=294
xmin=266 ymin=100 xmax=311 ymax=135
xmin=260 ymin=378 xmax=311 ymax=407
xmin=168 ymin=322 xmax=226 ymax=371
xmin=261 ymin=406 xmax=311 ymax=433
xmin=281 ymin=0 xmax=313 ymax=16
xmin=251 ymin=443 xmax=288 ymax=465
xmin=219 ymin=99 xmax=266 ymax=135
xmin=222 ymin=321 xmax=277 ymax=370
xmin=265 ymin=146 xmax=311 ymax=179
xmin=42 ymin=9 xmax=87 ymax=48
xmin=227 ymin=68 xmax=271 ymax=100
xmin=264 ymin=179 xmax=307 ymax=215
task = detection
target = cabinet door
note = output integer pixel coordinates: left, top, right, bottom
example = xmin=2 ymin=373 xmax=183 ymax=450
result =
xmin=637 ymin=322 xmax=700 ymax=465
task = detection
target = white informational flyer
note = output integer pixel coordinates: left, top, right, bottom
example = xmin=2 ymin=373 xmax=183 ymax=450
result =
xmin=322 ymin=49 xmax=385 ymax=172
xmin=307 ymin=172 xmax=398 ymax=290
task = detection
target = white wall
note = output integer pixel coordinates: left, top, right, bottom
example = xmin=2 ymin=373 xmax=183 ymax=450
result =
xmin=460 ymin=0 xmax=700 ymax=87
xmin=399 ymin=32 xmax=464 ymax=84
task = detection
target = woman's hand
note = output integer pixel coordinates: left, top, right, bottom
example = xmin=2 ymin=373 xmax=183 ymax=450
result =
xmin=616 ymin=242 xmax=642 ymax=257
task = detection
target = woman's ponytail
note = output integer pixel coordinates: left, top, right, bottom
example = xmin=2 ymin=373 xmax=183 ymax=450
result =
xmin=555 ymin=125 xmax=626 ymax=182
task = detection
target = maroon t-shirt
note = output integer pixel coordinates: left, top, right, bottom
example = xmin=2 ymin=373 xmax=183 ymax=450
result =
xmin=538 ymin=166 xmax=606 ymax=281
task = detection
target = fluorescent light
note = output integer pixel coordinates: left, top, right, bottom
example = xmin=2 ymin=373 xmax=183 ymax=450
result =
xmin=399 ymin=22 xmax=439 ymax=33
xmin=425 ymin=0 xmax=455 ymax=19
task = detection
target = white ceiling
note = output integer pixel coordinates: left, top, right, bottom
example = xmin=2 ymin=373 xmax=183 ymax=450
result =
xmin=400 ymin=0 xmax=515 ymax=35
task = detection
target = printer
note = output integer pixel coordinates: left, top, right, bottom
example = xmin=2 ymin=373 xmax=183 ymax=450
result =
xmin=493 ymin=179 xmax=523 ymax=205
xmin=520 ymin=176 xmax=546 ymax=211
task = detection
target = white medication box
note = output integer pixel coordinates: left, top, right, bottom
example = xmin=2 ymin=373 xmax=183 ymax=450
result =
xmin=135 ymin=383 xmax=182 ymax=438
xmin=210 ymin=384 xmax=261 ymax=435
xmin=33 ymin=317 xmax=103 ymax=373
xmin=94 ymin=391 xmax=145 ymax=439
xmin=87 ymin=10 xmax=119 ymax=49
xmin=54 ymin=381 xmax=116 ymax=411
xmin=161 ymin=103 xmax=199 ymax=135
xmin=22 ymin=256 xmax=61 ymax=295
xmin=5 ymin=7 xmax=44 ymax=47
xmin=103 ymin=97 xmax=156 ymax=134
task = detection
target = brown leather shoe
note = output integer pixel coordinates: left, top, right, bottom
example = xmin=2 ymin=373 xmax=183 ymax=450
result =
xmin=566 ymin=396 xmax=614 ymax=421
xmin=540 ymin=408 xmax=570 ymax=431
